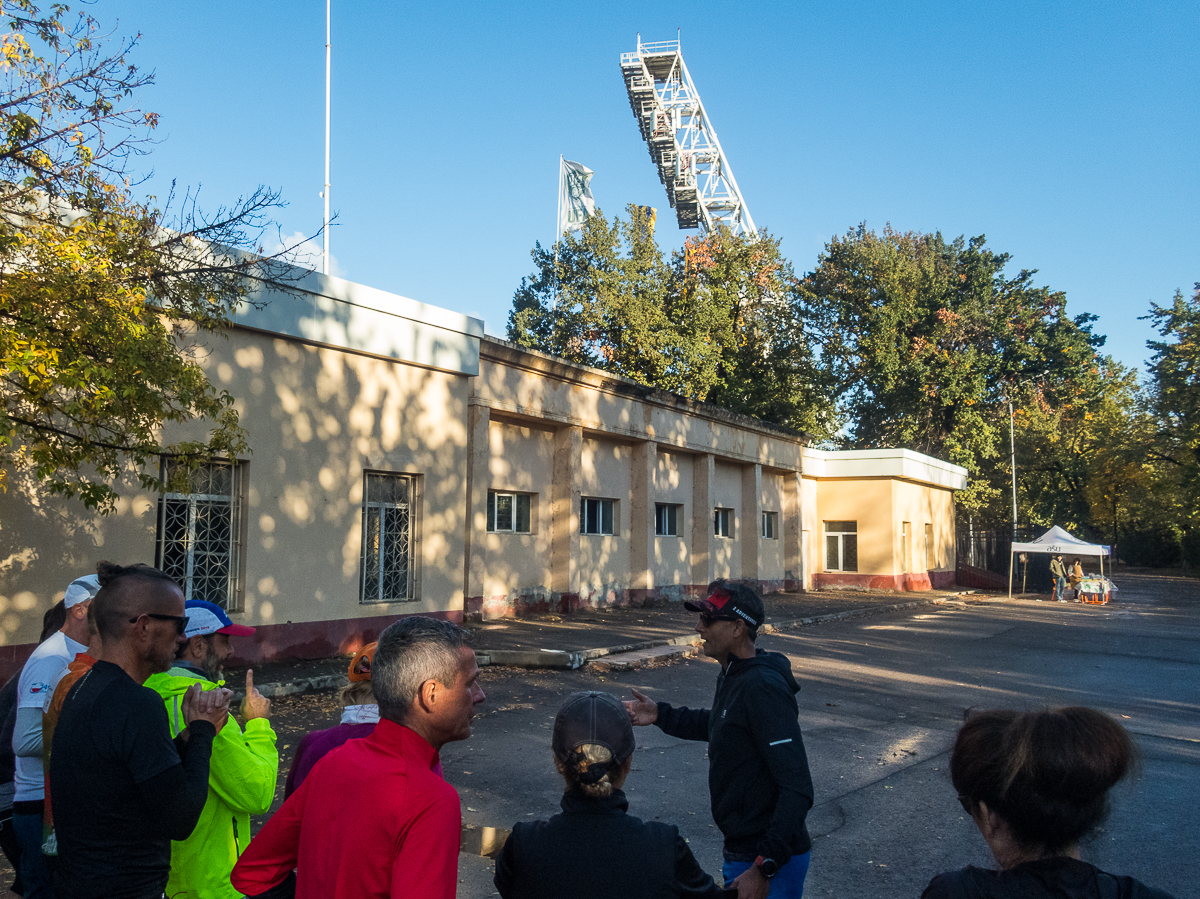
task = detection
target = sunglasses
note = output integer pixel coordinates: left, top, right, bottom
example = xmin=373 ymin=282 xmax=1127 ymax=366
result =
xmin=129 ymin=613 xmax=189 ymax=636
xmin=698 ymin=613 xmax=739 ymax=626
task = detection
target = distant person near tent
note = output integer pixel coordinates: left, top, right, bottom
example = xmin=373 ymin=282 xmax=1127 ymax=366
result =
xmin=1050 ymin=555 xmax=1067 ymax=602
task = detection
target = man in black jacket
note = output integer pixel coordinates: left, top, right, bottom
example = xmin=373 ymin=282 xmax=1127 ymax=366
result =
xmin=626 ymin=581 xmax=814 ymax=899
xmin=50 ymin=562 xmax=231 ymax=899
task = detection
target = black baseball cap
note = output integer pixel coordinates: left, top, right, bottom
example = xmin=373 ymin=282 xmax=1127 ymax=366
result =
xmin=684 ymin=581 xmax=765 ymax=628
xmin=552 ymin=692 xmax=635 ymax=783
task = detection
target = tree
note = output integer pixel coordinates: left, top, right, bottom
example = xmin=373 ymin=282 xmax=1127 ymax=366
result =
xmin=798 ymin=224 xmax=1106 ymax=520
xmin=508 ymin=206 xmax=835 ymax=436
xmin=1 ymin=2 xmax=299 ymax=511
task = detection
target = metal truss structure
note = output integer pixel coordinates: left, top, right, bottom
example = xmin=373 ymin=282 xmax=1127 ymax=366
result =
xmin=620 ymin=36 xmax=756 ymax=236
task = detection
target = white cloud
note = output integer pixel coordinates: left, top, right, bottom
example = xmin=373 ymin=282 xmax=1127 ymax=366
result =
xmin=265 ymin=231 xmax=346 ymax=279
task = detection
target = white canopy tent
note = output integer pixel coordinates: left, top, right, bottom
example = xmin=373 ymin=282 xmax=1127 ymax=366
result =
xmin=1009 ymin=526 xmax=1111 ymax=597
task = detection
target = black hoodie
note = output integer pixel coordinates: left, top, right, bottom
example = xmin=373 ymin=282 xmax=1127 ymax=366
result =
xmin=655 ymin=648 xmax=814 ymax=865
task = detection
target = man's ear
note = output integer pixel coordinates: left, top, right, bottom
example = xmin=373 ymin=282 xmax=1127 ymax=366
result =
xmin=415 ymin=677 xmax=439 ymax=714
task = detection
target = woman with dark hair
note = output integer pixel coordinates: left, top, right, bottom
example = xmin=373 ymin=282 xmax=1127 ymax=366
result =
xmin=495 ymin=691 xmax=722 ymax=899
xmin=923 ymin=707 xmax=1175 ymax=898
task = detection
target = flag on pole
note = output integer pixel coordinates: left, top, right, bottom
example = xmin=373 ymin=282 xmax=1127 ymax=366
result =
xmin=558 ymin=158 xmax=595 ymax=237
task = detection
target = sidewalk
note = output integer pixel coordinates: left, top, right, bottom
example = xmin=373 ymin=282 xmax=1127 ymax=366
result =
xmin=226 ymin=587 xmax=992 ymax=697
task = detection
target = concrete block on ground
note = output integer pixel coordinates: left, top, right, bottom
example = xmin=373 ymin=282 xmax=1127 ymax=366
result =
xmin=589 ymin=643 xmax=695 ymax=671
xmin=476 ymin=649 xmax=583 ymax=669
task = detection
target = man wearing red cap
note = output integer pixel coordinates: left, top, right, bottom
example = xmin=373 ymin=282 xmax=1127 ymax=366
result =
xmin=146 ymin=599 xmax=277 ymax=899
xmin=626 ymin=580 xmax=815 ymax=899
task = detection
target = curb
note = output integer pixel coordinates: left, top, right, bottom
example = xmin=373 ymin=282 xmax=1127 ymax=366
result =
xmin=246 ymin=596 xmax=976 ymax=694
xmin=475 ymin=596 xmax=968 ymax=671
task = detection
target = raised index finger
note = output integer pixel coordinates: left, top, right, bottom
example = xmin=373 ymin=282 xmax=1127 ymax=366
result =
xmin=246 ymin=669 xmax=254 ymax=694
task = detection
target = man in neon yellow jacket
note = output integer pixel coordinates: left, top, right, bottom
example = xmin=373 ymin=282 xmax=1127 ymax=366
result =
xmin=146 ymin=600 xmax=278 ymax=899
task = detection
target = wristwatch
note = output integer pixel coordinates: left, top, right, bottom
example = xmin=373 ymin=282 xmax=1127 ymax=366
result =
xmin=754 ymin=856 xmax=779 ymax=879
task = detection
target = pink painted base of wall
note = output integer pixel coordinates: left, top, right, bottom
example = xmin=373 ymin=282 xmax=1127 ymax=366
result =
xmin=225 ymin=609 xmax=463 ymax=669
xmin=0 ymin=609 xmax=464 ymax=680
xmin=813 ymin=571 xmax=955 ymax=592
xmin=464 ymin=579 xmax=787 ymax=621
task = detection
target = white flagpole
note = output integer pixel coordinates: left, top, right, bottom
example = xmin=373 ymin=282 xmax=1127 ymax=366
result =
xmin=322 ymin=0 xmax=331 ymax=275
xmin=553 ymin=155 xmax=561 ymax=312
xmin=555 ymin=155 xmax=562 ymax=247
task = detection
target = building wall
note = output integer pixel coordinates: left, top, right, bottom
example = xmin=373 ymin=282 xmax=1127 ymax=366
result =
xmin=478 ymin=421 xmax=554 ymax=599
xmin=712 ymin=461 xmax=743 ymax=581
xmin=651 ymin=450 xmax=692 ymax=587
xmin=577 ymin=437 xmax=633 ymax=601
xmin=0 ymin=276 xmax=970 ymax=673
xmin=0 ymin=326 xmax=476 ymax=675
xmin=463 ymin=341 xmax=810 ymax=616
xmin=760 ymin=471 xmax=785 ymax=582
xmin=808 ymin=476 xmax=958 ymax=591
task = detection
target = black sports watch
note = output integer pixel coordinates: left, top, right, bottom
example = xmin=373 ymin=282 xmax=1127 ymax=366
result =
xmin=754 ymin=856 xmax=779 ymax=879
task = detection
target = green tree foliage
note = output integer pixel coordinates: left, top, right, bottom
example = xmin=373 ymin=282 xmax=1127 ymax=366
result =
xmin=798 ymin=225 xmax=1106 ymax=520
xmin=0 ymin=1 xmax=297 ymax=511
xmin=1144 ymin=283 xmax=1200 ymax=518
xmin=508 ymin=206 xmax=834 ymax=436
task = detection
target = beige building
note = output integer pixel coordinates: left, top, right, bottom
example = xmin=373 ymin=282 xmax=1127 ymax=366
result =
xmin=0 ymin=272 xmax=966 ymax=676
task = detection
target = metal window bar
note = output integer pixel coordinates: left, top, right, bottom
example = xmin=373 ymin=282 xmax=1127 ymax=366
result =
xmin=157 ymin=460 xmax=241 ymax=610
xmin=361 ymin=473 xmax=413 ymax=603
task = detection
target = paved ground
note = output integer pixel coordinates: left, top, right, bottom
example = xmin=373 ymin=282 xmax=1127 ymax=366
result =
xmin=2 ymin=574 xmax=1195 ymax=897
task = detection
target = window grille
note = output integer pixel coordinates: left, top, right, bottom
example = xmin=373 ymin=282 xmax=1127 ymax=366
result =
xmin=361 ymin=473 xmax=414 ymax=603
xmin=157 ymin=460 xmax=243 ymax=610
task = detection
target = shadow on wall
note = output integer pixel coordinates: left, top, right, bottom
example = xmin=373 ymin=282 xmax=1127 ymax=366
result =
xmin=216 ymin=332 xmax=469 ymax=626
xmin=0 ymin=466 xmax=157 ymax=670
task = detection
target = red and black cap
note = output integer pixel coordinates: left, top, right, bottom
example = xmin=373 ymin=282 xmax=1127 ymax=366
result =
xmin=684 ymin=581 xmax=765 ymax=628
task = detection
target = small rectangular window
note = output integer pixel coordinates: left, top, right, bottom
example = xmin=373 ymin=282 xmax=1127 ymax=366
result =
xmin=655 ymin=503 xmax=680 ymax=537
xmin=761 ymin=511 xmax=777 ymax=539
xmin=580 ymin=497 xmax=615 ymax=535
xmin=487 ymin=491 xmax=531 ymax=533
xmin=714 ymin=508 xmax=733 ymax=538
xmin=824 ymin=520 xmax=858 ymax=572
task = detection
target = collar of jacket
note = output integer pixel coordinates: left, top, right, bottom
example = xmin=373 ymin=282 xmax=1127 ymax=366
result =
xmin=559 ymin=788 xmax=630 ymax=816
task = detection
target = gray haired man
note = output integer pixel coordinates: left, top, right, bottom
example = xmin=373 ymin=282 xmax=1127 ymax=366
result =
xmin=232 ymin=616 xmax=485 ymax=899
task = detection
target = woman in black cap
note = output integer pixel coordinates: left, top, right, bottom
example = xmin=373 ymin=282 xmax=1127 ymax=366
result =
xmin=923 ymin=706 xmax=1176 ymax=898
xmin=495 ymin=691 xmax=723 ymax=899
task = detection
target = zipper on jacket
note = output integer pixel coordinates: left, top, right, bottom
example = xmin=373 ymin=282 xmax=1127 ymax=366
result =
xmin=233 ymin=817 xmax=240 ymax=855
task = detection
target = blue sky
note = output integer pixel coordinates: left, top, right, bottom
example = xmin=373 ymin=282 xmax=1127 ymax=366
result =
xmin=115 ymin=1 xmax=1197 ymax=375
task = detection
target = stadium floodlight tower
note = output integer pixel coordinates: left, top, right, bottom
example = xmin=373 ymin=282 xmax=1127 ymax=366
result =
xmin=620 ymin=35 xmax=756 ymax=237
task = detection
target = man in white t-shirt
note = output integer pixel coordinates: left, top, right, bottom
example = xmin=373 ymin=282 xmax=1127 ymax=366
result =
xmin=11 ymin=573 xmax=98 ymax=898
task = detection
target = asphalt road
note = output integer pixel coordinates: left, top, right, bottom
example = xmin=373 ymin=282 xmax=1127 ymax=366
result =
xmin=3 ymin=574 xmax=1193 ymax=898
xmin=441 ymin=573 xmax=1197 ymax=899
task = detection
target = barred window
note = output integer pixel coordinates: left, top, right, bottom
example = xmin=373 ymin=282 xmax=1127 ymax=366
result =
xmin=361 ymin=472 xmax=414 ymax=603
xmin=156 ymin=460 xmax=244 ymax=610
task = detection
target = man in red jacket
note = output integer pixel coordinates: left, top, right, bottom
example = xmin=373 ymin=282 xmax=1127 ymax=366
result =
xmin=232 ymin=617 xmax=485 ymax=899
